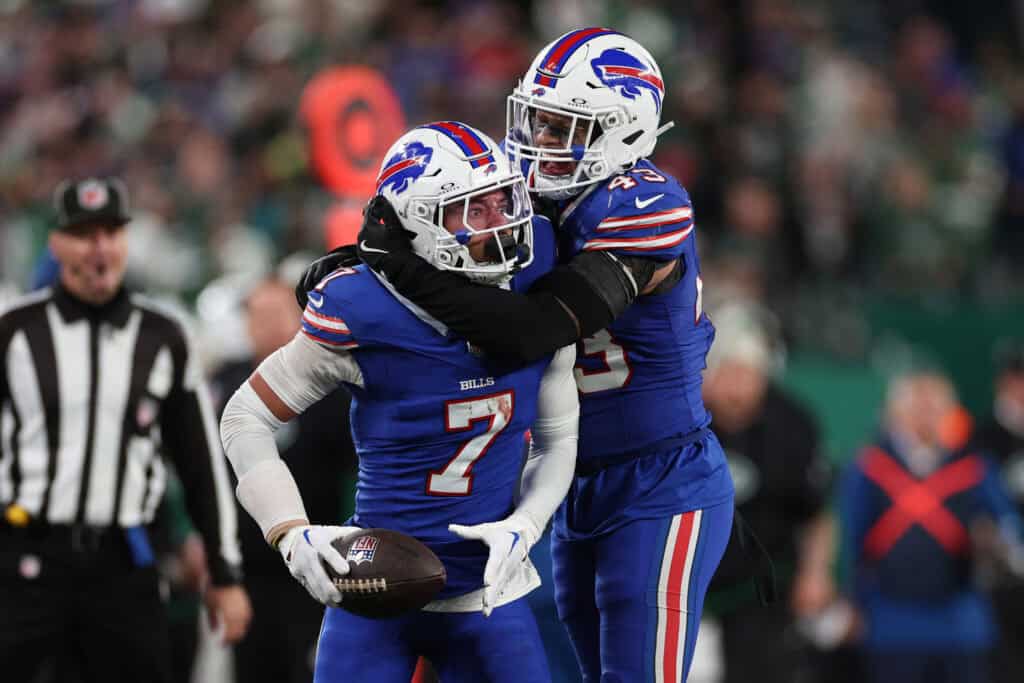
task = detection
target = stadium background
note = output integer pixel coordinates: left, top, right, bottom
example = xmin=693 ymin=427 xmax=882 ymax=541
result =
xmin=1 ymin=0 xmax=1023 ymax=679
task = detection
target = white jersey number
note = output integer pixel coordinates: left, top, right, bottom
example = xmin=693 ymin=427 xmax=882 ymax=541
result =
xmin=574 ymin=329 xmax=632 ymax=394
xmin=427 ymin=391 xmax=514 ymax=496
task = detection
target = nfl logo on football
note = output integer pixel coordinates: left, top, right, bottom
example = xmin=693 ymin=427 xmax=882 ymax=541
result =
xmin=347 ymin=536 xmax=379 ymax=565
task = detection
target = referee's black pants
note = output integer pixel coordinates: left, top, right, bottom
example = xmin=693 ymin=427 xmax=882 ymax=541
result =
xmin=0 ymin=524 xmax=172 ymax=683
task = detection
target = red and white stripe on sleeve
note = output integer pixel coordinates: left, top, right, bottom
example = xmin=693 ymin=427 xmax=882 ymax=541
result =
xmin=584 ymin=206 xmax=693 ymax=256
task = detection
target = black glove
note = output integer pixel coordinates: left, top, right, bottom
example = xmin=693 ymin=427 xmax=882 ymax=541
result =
xmin=355 ymin=195 xmax=415 ymax=272
xmin=293 ymin=245 xmax=359 ymax=309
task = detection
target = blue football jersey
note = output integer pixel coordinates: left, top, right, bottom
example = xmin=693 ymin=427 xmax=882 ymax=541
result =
xmin=299 ymin=220 xmax=555 ymax=599
xmin=558 ymin=160 xmax=715 ymax=460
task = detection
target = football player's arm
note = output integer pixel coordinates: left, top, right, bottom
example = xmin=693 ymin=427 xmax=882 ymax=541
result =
xmin=219 ymin=332 xmax=362 ymax=605
xmin=354 ymin=198 xmax=673 ymax=363
xmin=220 ymin=332 xmax=360 ymax=544
xmin=515 ymin=344 xmax=580 ymax=539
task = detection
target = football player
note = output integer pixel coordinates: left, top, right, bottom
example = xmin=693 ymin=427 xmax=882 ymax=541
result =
xmin=306 ymin=29 xmax=736 ymax=682
xmin=221 ymin=122 xmax=578 ymax=682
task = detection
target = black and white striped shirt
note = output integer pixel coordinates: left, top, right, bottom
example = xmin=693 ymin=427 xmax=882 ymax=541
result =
xmin=0 ymin=284 xmax=241 ymax=584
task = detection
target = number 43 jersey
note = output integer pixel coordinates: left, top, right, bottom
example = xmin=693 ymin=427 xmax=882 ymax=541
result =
xmin=555 ymin=160 xmax=732 ymax=512
xmin=300 ymin=222 xmax=557 ymax=599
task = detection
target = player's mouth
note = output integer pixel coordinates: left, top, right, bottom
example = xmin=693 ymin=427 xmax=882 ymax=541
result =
xmin=539 ymin=160 xmax=575 ymax=176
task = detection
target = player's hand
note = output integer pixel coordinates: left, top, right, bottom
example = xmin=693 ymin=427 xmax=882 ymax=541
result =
xmin=203 ymin=585 xmax=252 ymax=644
xmin=449 ymin=514 xmax=540 ymax=617
xmin=279 ymin=525 xmax=360 ymax=606
xmin=356 ymin=195 xmax=415 ymax=271
xmin=294 ymin=245 xmax=360 ymax=309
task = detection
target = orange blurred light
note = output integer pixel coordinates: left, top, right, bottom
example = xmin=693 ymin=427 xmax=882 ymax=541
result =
xmin=301 ymin=66 xmax=406 ymax=199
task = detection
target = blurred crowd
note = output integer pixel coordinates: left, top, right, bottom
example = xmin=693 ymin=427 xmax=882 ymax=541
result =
xmin=3 ymin=0 xmax=1024 ymax=324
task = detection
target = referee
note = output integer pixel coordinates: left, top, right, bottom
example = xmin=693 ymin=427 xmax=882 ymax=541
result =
xmin=0 ymin=178 xmax=251 ymax=682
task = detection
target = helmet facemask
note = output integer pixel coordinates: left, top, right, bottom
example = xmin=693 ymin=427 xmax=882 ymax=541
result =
xmin=406 ymin=173 xmax=534 ymax=285
xmin=507 ymin=94 xmax=625 ymax=200
xmin=376 ymin=122 xmax=535 ymax=287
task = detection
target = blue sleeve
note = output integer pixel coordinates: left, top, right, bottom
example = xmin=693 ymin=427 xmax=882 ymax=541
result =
xmin=579 ymin=172 xmax=694 ymax=260
xmin=300 ymin=268 xmax=361 ymax=350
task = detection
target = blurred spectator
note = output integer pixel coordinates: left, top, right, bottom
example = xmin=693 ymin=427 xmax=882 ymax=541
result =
xmin=971 ymin=341 xmax=1024 ymax=683
xmin=993 ymin=81 xmax=1024 ymax=287
xmin=209 ymin=275 xmax=357 ymax=683
xmin=0 ymin=1 xmax=1019 ymax=313
xmin=840 ymin=370 xmax=1023 ymax=683
xmin=698 ymin=303 xmax=835 ymax=683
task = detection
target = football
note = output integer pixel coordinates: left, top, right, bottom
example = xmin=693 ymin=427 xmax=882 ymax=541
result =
xmin=328 ymin=528 xmax=446 ymax=618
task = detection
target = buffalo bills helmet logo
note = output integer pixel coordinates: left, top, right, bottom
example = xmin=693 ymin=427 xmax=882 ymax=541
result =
xmin=590 ymin=48 xmax=664 ymax=113
xmin=376 ymin=141 xmax=433 ymax=194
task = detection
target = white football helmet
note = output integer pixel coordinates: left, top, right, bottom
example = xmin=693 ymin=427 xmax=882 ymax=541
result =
xmin=375 ymin=121 xmax=534 ymax=285
xmin=506 ymin=28 xmax=671 ymax=200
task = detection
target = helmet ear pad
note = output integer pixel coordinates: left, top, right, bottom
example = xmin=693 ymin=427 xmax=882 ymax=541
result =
xmin=587 ymin=117 xmax=651 ymax=176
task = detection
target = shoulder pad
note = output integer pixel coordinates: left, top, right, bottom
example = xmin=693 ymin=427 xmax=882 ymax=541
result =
xmin=300 ymin=265 xmax=374 ymax=350
xmin=580 ymin=163 xmax=694 ymax=258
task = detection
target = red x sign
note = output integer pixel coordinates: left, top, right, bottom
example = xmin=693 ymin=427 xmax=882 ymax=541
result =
xmin=860 ymin=447 xmax=984 ymax=559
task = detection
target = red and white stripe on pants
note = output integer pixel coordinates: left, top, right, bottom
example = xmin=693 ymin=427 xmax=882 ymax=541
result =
xmin=654 ymin=510 xmax=702 ymax=683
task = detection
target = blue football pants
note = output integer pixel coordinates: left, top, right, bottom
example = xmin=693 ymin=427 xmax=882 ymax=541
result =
xmin=313 ymin=595 xmax=551 ymax=682
xmin=553 ymin=501 xmax=733 ymax=682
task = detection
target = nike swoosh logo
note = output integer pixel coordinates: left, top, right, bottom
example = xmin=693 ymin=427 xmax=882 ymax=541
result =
xmin=507 ymin=531 xmax=520 ymax=556
xmin=359 ymin=240 xmax=389 ymax=255
xmin=634 ymin=194 xmax=665 ymax=209
xmin=306 ymin=291 xmax=324 ymax=308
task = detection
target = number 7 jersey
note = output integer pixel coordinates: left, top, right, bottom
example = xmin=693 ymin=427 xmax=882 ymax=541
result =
xmin=298 ymin=219 xmax=559 ymax=599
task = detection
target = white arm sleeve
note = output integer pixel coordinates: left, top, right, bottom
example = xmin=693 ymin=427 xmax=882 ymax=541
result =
xmin=515 ymin=344 xmax=579 ymax=543
xmin=219 ymin=331 xmax=363 ymax=541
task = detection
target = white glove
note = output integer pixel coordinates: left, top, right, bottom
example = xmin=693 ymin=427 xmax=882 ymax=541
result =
xmin=449 ymin=513 xmax=540 ymax=617
xmin=278 ymin=525 xmax=359 ymax=606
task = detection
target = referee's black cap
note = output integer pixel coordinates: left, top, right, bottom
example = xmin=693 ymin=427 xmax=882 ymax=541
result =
xmin=53 ymin=177 xmax=131 ymax=232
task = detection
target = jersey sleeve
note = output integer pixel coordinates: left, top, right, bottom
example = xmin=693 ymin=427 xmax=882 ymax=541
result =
xmin=299 ymin=269 xmax=360 ymax=351
xmin=581 ymin=177 xmax=694 ymax=260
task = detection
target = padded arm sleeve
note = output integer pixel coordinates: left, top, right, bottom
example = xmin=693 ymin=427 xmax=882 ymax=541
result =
xmin=515 ymin=345 xmax=579 ymax=541
xmin=374 ymin=250 xmax=645 ymax=363
xmin=220 ymin=332 xmax=363 ymax=543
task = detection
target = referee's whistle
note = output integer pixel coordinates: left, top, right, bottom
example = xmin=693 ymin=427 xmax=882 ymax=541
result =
xmin=4 ymin=504 xmax=30 ymax=527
